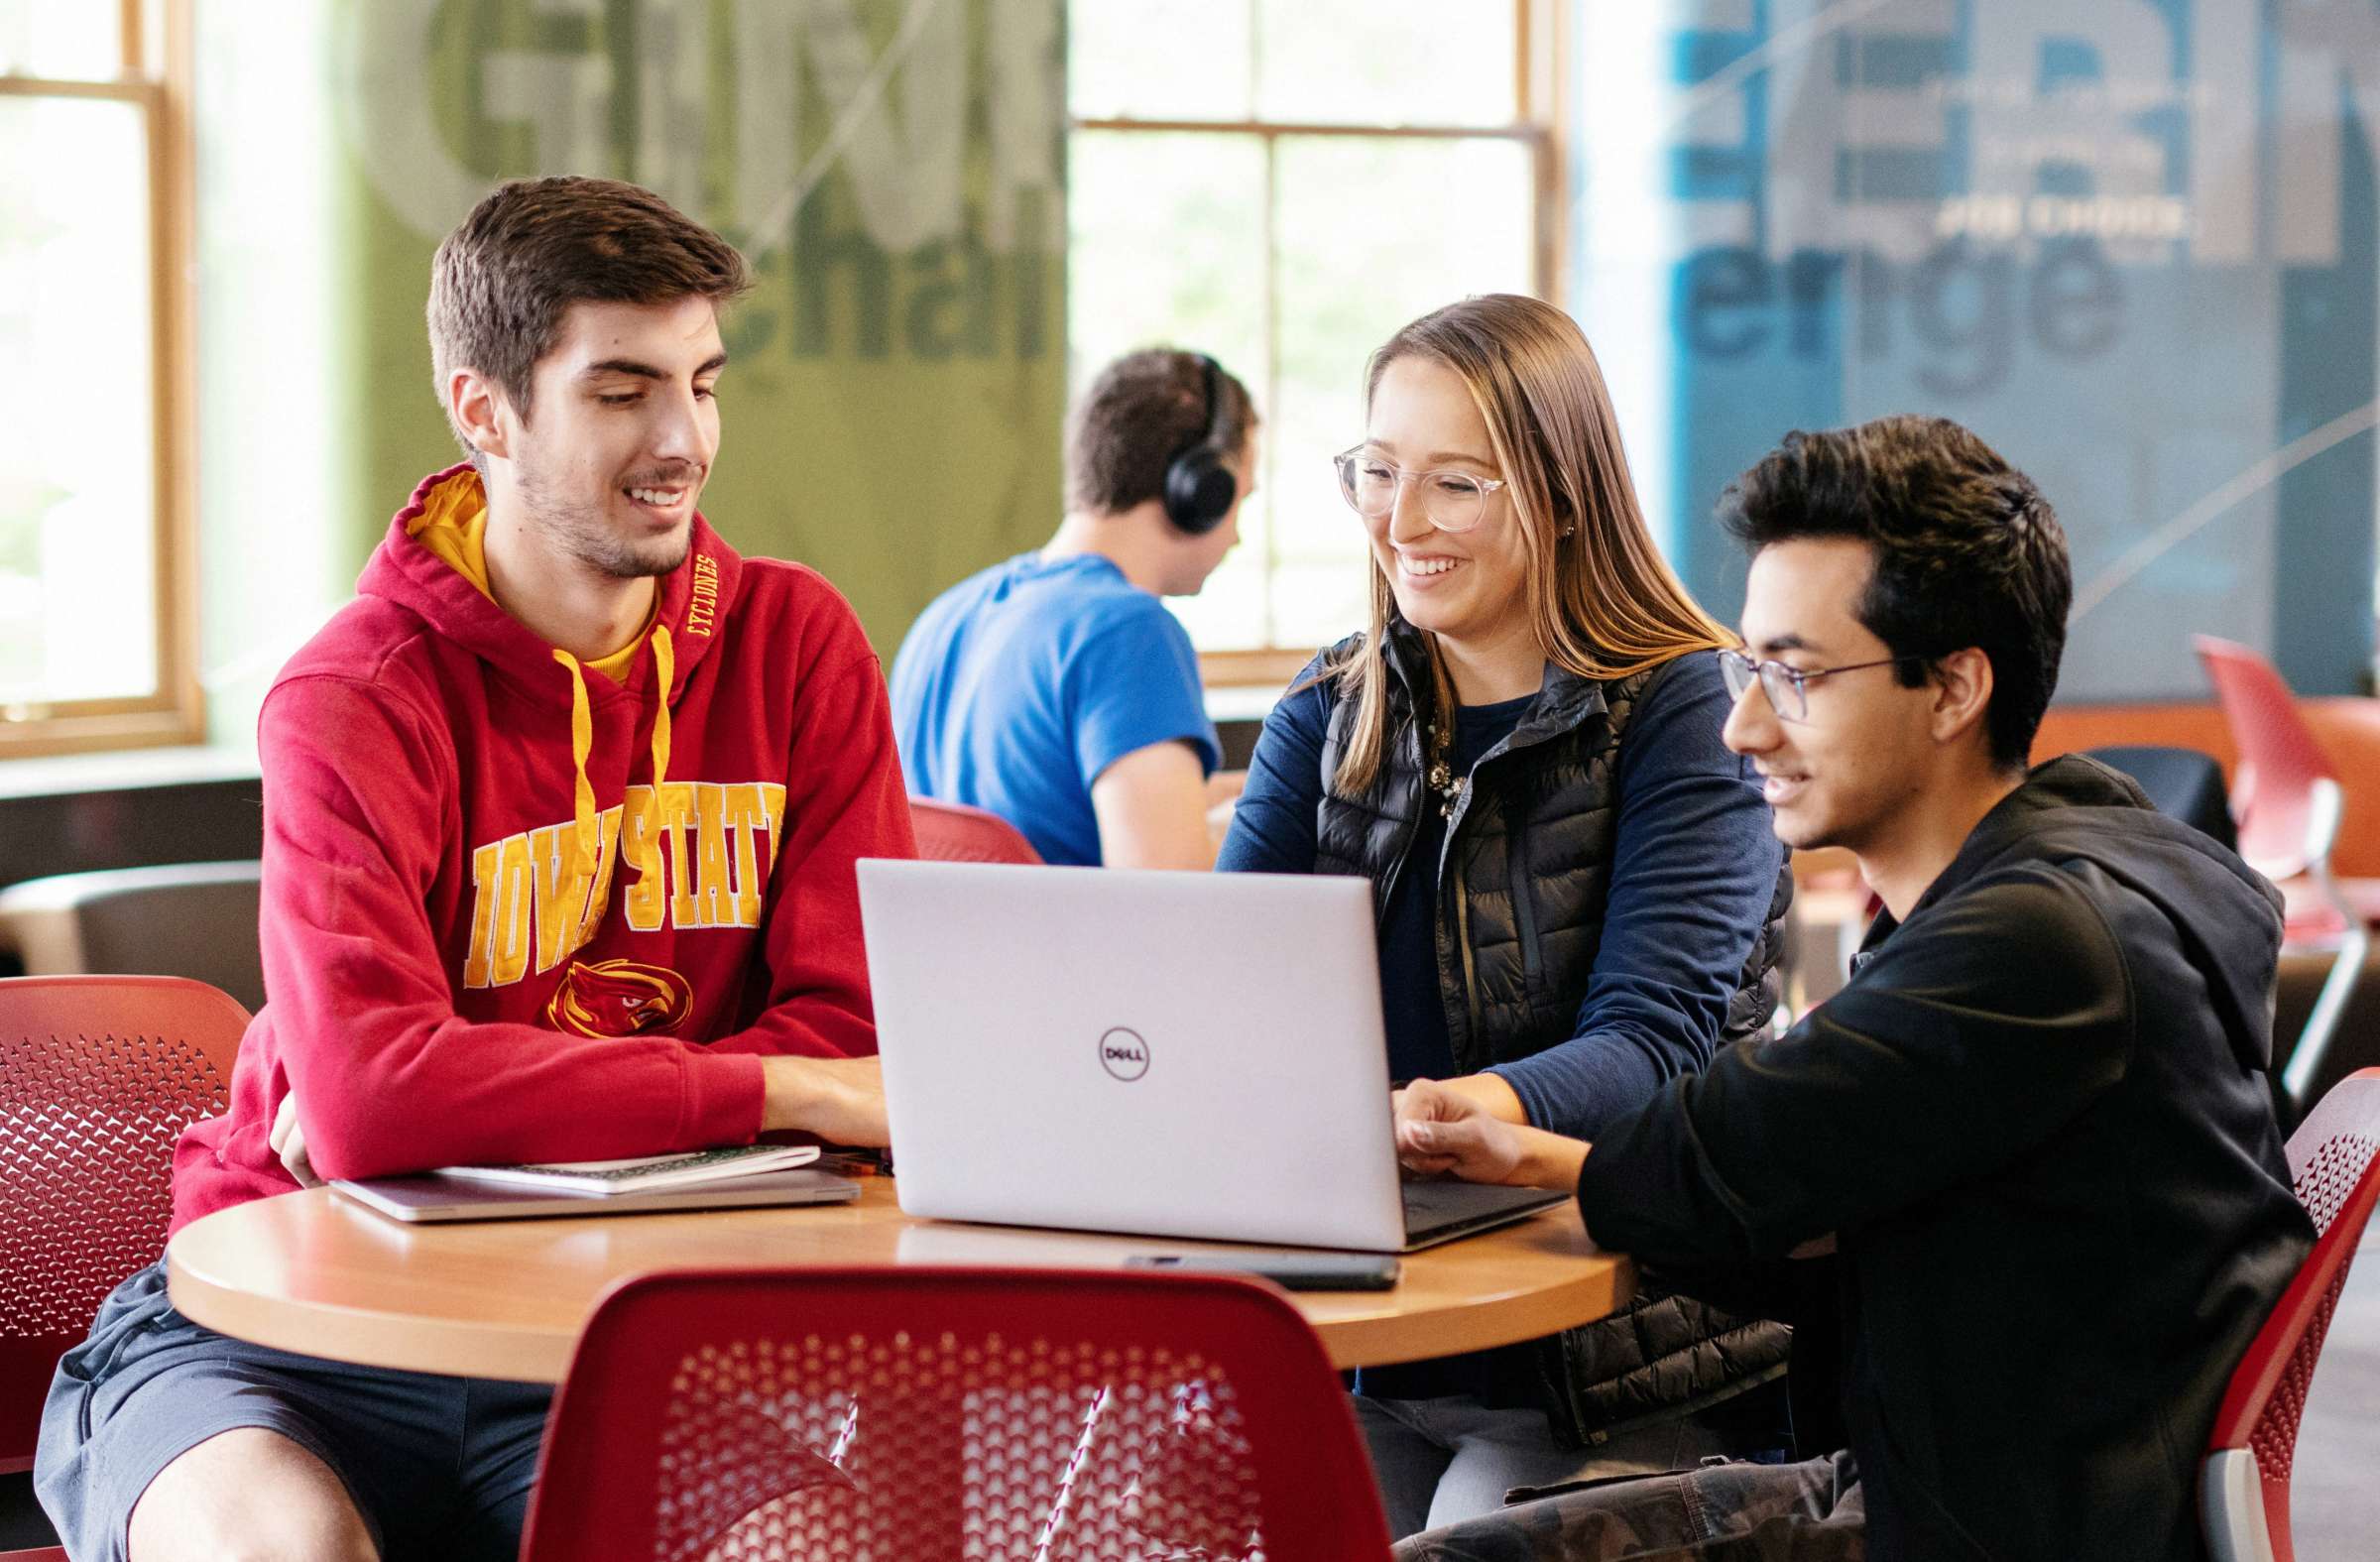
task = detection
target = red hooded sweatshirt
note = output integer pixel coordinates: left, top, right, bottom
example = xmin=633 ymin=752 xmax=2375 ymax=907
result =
xmin=171 ymin=465 xmax=915 ymax=1231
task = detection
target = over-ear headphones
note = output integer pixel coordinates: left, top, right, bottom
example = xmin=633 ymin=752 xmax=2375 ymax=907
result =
xmin=1161 ymin=355 xmax=1239 ymax=536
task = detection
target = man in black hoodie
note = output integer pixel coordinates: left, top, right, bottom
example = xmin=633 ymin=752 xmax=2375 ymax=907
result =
xmin=1391 ymin=415 xmax=2313 ymax=1561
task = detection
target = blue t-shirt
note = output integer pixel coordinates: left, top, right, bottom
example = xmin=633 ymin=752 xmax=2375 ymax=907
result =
xmin=889 ymin=552 xmax=1221 ymax=866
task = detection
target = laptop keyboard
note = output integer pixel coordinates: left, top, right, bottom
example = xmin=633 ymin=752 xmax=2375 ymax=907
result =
xmin=1400 ymin=1178 xmax=1562 ymax=1240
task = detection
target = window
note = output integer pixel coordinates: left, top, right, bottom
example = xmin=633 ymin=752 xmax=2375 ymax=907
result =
xmin=1068 ymin=1 xmax=1557 ymax=681
xmin=0 ymin=1 xmax=197 ymax=755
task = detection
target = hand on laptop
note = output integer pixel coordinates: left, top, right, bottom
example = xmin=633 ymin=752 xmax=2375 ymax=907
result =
xmin=1394 ymin=1078 xmax=1589 ymax=1192
xmin=760 ymin=1054 xmax=892 ymax=1146
xmin=269 ymin=1091 xmax=323 ymax=1188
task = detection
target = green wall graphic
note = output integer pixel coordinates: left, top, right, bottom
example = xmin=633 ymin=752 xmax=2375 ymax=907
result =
xmin=329 ymin=0 xmax=1066 ymax=655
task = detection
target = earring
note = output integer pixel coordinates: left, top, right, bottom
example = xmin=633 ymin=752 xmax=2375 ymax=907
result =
xmin=1558 ymin=524 xmax=1576 ymax=539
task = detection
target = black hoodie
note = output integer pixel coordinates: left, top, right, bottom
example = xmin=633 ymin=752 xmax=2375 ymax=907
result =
xmin=1573 ymin=755 xmax=2313 ymax=1561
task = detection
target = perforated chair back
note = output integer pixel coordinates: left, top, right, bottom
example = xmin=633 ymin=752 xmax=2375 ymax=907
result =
xmin=0 ymin=976 xmax=248 ymax=1475
xmin=909 ymin=797 xmax=1043 ymax=866
xmin=2194 ymin=637 xmax=2341 ymax=882
xmin=2202 ymin=1069 xmax=2380 ymax=1562
xmin=521 ymin=1265 xmax=1391 ymax=1561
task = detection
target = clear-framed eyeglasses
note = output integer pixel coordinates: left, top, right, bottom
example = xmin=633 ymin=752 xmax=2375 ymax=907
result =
xmin=1333 ymin=446 xmax=1507 ymax=533
xmin=1719 ymin=648 xmax=1931 ymax=724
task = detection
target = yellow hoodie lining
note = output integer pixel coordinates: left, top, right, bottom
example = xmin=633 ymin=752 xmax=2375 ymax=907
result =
xmin=405 ymin=472 xmax=655 ymax=681
xmin=407 ymin=470 xmax=675 ymax=919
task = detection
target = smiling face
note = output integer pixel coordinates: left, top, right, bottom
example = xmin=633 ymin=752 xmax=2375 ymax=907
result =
xmin=1723 ymin=538 xmax=1943 ymax=855
xmin=496 ymin=295 xmax=725 ymax=579
xmin=1359 ymin=355 xmax=1532 ymax=652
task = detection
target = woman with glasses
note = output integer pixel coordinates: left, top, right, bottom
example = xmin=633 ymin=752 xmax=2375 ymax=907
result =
xmin=1217 ymin=295 xmax=1793 ymax=1538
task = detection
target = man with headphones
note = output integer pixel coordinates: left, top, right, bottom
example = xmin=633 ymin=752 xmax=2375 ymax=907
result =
xmin=891 ymin=348 xmax=1255 ymax=867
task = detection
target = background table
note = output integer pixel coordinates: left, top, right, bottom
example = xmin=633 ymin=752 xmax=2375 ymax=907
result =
xmin=166 ymin=1178 xmax=1633 ymax=1382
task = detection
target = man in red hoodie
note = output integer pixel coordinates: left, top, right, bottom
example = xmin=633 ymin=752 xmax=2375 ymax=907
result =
xmin=33 ymin=177 xmax=914 ymax=1562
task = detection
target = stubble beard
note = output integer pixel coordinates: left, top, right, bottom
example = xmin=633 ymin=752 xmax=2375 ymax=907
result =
xmin=516 ymin=458 xmax=695 ymax=581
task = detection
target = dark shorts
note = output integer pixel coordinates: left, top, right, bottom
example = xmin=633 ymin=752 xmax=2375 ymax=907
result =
xmin=33 ymin=1262 xmax=552 ymax=1562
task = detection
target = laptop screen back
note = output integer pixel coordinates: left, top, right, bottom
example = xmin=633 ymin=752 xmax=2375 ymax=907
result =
xmin=857 ymin=861 xmax=1409 ymax=1250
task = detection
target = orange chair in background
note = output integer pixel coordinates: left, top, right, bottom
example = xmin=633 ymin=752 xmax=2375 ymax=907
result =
xmin=520 ymin=1265 xmax=1392 ymax=1560
xmin=2202 ymin=1068 xmax=2380 ymax=1562
xmin=0 ymin=975 xmax=249 ymax=1562
xmin=2196 ymin=637 xmax=2370 ymax=1113
xmin=908 ymin=797 xmax=1043 ymax=866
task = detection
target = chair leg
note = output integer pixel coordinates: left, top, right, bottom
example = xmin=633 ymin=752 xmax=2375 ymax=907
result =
xmin=2283 ymin=867 xmax=2370 ymax=1115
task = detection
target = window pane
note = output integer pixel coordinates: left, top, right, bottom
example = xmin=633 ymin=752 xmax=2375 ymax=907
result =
xmin=0 ymin=2 xmax=120 ymax=79
xmin=0 ymin=96 xmax=158 ymax=707
xmin=1069 ymin=0 xmax=1251 ymax=122
xmin=1067 ymin=130 xmax=1270 ymax=650
xmin=1256 ymin=0 xmax=1516 ymax=127
xmin=1267 ymin=136 xmax=1534 ymax=651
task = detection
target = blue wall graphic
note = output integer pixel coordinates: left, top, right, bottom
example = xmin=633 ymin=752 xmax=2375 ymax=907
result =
xmin=1571 ymin=0 xmax=2379 ymax=700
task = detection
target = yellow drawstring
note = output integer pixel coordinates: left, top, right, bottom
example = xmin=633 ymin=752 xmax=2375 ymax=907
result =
xmin=552 ymin=626 xmax=672 ymax=941
xmin=550 ymin=649 xmax=601 ymax=883
xmin=646 ymin=626 xmax=674 ymax=847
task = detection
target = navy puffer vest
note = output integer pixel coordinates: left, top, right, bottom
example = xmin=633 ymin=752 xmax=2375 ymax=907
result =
xmin=1314 ymin=624 xmax=1794 ymax=1443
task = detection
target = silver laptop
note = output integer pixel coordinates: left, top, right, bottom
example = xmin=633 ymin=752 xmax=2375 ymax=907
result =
xmin=857 ymin=860 xmax=1563 ymax=1253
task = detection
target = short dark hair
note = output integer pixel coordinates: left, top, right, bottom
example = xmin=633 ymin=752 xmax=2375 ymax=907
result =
xmin=1719 ymin=415 xmax=2071 ymax=771
xmin=1067 ymin=348 xmax=1257 ymax=514
xmin=427 ymin=177 xmax=752 ymax=453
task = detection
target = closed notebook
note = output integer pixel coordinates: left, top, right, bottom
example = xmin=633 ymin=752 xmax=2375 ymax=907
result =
xmin=430 ymin=1142 xmax=819 ymax=1197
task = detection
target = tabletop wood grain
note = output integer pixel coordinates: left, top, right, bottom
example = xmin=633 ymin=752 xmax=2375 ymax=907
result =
xmin=166 ymin=1178 xmax=1634 ymax=1382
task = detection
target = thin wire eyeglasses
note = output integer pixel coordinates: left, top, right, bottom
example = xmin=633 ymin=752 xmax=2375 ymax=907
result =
xmin=1719 ymin=649 xmax=1931 ymax=724
xmin=1333 ymin=446 xmax=1507 ymax=533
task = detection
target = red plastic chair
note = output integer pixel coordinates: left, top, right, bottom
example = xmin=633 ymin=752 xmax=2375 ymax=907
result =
xmin=0 ymin=979 xmax=248 ymax=1472
xmin=2202 ymin=1068 xmax=2380 ymax=1562
xmin=520 ymin=1265 xmax=1392 ymax=1561
xmin=909 ymin=797 xmax=1043 ymax=865
xmin=2196 ymin=637 xmax=2368 ymax=1112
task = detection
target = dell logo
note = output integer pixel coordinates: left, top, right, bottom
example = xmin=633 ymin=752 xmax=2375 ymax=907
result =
xmin=1098 ymin=1025 xmax=1149 ymax=1082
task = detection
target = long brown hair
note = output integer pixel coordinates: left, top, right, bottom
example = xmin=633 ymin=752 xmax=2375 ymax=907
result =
xmin=1329 ymin=294 xmax=1732 ymax=793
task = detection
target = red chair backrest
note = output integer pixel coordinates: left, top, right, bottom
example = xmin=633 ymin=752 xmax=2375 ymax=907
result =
xmin=2194 ymin=636 xmax=2341 ymax=881
xmin=909 ymin=797 xmax=1043 ymax=865
xmin=0 ymin=976 xmax=248 ymax=1473
xmin=522 ymin=1265 xmax=1391 ymax=1561
xmin=2204 ymin=1069 xmax=2380 ymax=1561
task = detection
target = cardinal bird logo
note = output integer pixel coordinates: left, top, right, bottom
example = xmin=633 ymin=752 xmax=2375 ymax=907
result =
xmin=546 ymin=958 xmax=694 ymax=1037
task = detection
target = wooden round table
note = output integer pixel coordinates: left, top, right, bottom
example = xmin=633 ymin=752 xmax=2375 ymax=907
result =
xmin=166 ymin=1178 xmax=1632 ymax=1382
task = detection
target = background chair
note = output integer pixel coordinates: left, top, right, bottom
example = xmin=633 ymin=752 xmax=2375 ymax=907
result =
xmin=2196 ymin=638 xmax=2369 ymax=1114
xmin=908 ymin=797 xmax=1043 ymax=866
xmin=2082 ymin=744 xmax=2238 ymax=850
xmin=2202 ymin=1068 xmax=2380 ymax=1562
xmin=521 ymin=1265 xmax=1391 ymax=1561
xmin=0 ymin=862 xmax=265 ymax=1015
xmin=0 ymin=975 xmax=249 ymax=1561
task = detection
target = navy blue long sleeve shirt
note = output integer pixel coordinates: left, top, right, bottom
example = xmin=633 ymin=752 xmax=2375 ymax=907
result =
xmin=1219 ymin=650 xmax=1782 ymax=1139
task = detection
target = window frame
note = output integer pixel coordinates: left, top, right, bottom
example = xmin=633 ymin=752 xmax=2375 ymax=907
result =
xmin=1067 ymin=0 xmax=1565 ymax=683
xmin=0 ymin=0 xmax=200 ymax=757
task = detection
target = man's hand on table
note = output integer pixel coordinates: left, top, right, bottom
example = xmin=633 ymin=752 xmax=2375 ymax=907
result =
xmin=269 ymin=1056 xmax=891 ymax=1188
xmin=760 ymin=1054 xmax=892 ymax=1146
xmin=269 ymin=1092 xmax=323 ymax=1188
xmin=1393 ymin=1077 xmax=1589 ymax=1193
